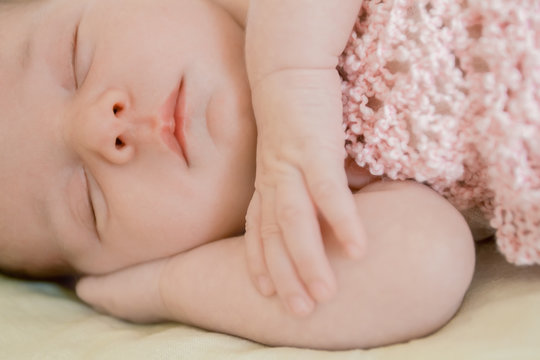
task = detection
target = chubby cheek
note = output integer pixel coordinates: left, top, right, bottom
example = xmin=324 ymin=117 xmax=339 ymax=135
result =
xmin=81 ymin=171 xmax=248 ymax=274
xmin=85 ymin=219 xmax=190 ymax=274
xmin=108 ymin=203 xmax=188 ymax=250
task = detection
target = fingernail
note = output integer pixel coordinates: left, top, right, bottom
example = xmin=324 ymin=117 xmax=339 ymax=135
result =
xmin=287 ymin=296 xmax=314 ymax=316
xmin=309 ymin=281 xmax=333 ymax=303
xmin=257 ymin=276 xmax=274 ymax=296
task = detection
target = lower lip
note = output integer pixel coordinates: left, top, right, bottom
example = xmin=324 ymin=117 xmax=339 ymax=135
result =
xmin=161 ymin=81 xmax=189 ymax=163
xmin=174 ymin=81 xmax=189 ymax=163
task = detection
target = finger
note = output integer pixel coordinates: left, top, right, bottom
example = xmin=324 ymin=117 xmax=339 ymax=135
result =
xmin=263 ymin=227 xmax=316 ymax=317
xmin=259 ymin=184 xmax=315 ymax=316
xmin=244 ymin=191 xmax=275 ymax=297
xmin=275 ymin=171 xmax=337 ymax=303
xmin=304 ymin=150 xmax=367 ymax=258
xmin=76 ymin=259 xmax=167 ymax=323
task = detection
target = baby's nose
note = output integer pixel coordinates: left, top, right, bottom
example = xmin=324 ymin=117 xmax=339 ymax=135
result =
xmin=74 ymin=89 xmax=160 ymax=165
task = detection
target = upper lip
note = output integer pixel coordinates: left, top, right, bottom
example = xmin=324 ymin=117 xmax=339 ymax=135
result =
xmin=160 ymin=79 xmax=189 ymax=164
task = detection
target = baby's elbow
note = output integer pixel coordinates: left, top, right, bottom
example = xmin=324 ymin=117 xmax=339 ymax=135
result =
xmin=326 ymin=181 xmax=476 ymax=349
xmin=259 ymin=181 xmax=476 ymax=350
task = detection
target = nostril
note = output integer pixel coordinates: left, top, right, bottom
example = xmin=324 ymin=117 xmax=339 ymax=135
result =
xmin=113 ymin=103 xmax=124 ymax=115
xmin=115 ymin=137 xmax=125 ymax=149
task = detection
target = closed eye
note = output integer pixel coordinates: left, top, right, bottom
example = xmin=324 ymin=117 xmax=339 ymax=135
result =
xmin=71 ymin=21 xmax=80 ymax=89
xmin=83 ymin=168 xmax=97 ymax=231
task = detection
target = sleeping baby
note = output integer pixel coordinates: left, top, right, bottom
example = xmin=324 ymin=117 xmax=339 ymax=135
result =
xmin=2 ymin=0 xmax=536 ymax=350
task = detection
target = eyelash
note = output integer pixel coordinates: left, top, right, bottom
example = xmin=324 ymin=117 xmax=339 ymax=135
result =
xmin=83 ymin=168 xmax=98 ymax=232
xmin=71 ymin=22 xmax=80 ymax=89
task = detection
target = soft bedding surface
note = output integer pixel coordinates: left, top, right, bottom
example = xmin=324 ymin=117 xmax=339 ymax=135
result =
xmin=1 ymin=240 xmax=540 ymax=360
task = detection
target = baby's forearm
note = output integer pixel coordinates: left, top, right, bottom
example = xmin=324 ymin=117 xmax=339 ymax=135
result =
xmin=159 ymin=234 xmax=356 ymax=348
xmin=157 ymin=182 xmax=475 ymax=349
xmin=159 ymin=236 xmax=296 ymax=343
xmin=245 ymin=0 xmax=363 ymax=85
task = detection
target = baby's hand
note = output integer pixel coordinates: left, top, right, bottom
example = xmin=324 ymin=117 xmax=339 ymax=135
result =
xmin=76 ymin=259 xmax=169 ymax=323
xmin=244 ymin=0 xmax=365 ymax=316
xmin=244 ymin=68 xmax=367 ymax=317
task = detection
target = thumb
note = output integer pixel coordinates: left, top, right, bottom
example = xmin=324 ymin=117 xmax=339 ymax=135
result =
xmin=76 ymin=259 xmax=169 ymax=323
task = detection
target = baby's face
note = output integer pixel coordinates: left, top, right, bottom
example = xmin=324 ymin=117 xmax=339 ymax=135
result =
xmin=0 ymin=0 xmax=256 ymax=274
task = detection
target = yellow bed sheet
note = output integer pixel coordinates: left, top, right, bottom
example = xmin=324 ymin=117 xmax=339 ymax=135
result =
xmin=1 ymin=240 xmax=540 ymax=360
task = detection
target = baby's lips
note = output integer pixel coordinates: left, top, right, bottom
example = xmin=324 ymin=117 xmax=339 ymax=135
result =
xmin=173 ymin=79 xmax=189 ymax=163
xmin=159 ymin=79 xmax=189 ymax=163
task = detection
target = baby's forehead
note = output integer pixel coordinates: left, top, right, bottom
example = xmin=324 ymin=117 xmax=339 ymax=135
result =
xmin=0 ymin=0 xmax=87 ymax=276
xmin=0 ymin=4 xmax=33 ymax=94
xmin=0 ymin=212 xmax=68 ymax=277
xmin=0 ymin=135 xmax=66 ymax=276
xmin=0 ymin=124 xmax=74 ymax=277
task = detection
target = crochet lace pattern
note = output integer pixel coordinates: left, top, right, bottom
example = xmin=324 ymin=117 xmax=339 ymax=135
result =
xmin=339 ymin=0 xmax=540 ymax=264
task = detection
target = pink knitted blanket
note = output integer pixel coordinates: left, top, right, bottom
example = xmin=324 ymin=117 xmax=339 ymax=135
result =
xmin=339 ymin=0 xmax=540 ymax=265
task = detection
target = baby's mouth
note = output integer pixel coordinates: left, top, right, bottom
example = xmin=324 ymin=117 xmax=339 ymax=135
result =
xmin=160 ymin=79 xmax=189 ymax=164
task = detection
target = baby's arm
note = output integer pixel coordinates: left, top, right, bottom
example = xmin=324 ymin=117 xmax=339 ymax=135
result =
xmin=246 ymin=0 xmax=363 ymax=83
xmin=244 ymin=0 xmax=365 ymax=315
xmin=77 ymin=181 xmax=475 ymax=350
